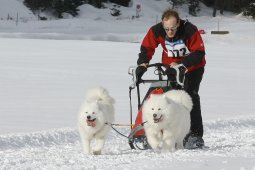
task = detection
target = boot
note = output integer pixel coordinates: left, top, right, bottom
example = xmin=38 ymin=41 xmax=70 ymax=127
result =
xmin=183 ymin=132 xmax=204 ymax=149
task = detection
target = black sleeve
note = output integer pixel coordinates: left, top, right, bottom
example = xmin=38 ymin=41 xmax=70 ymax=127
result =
xmin=137 ymin=46 xmax=150 ymax=65
xmin=137 ymin=23 xmax=163 ymax=65
xmin=181 ymin=50 xmax=205 ymax=67
xmin=180 ymin=21 xmax=205 ymax=67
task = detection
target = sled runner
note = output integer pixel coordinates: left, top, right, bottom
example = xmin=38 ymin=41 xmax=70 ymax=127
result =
xmin=127 ymin=63 xmax=186 ymax=150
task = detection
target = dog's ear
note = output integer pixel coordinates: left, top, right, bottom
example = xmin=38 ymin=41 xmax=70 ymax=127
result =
xmin=148 ymin=94 xmax=157 ymax=100
xmin=163 ymin=94 xmax=173 ymax=104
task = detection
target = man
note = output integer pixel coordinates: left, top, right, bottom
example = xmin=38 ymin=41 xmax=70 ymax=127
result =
xmin=136 ymin=9 xmax=206 ymax=149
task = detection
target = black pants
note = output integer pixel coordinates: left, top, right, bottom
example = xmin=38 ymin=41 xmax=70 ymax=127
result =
xmin=184 ymin=67 xmax=204 ymax=137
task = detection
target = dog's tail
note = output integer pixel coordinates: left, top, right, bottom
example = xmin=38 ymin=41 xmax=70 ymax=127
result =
xmin=86 ymin=86 xmax=115 ymax=105
xmin=165 ymin=90 xmax=193 ymax=112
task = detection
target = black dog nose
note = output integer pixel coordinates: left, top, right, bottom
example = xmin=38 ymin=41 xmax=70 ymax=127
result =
xmin=87 ymin=115 xmax=91 ymax=119
xmin=153 ymin=114 xmax=157 ymax=117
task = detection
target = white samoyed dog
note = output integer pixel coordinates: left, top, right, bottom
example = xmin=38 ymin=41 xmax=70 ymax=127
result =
xmin=78 ymin=87 xmax=115 ymax=155
xmin=142 ymin=89 xmax=193 ymax=152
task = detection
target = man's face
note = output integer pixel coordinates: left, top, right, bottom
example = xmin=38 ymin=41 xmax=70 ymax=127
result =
xmin=162 ymin=17 xmax=179 ymax=38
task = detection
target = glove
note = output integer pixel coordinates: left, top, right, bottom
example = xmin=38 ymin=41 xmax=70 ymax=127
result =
xmin=165 ymin=67 xmax=177 ymax=81
xmin=136 ymin=65 xmax=147 ymax=82
xmin=165 ymin=65 xmax=187 ymax=80
xmin=176 ymin=65 xmax=187 ymax=84
xmin=165 ymin=64 xmax=187 ymax=88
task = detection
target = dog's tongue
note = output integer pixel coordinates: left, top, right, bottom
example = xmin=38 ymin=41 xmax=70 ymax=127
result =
xmin=154 ymin=115 xmax=163 ymax=123
xmin=87 ymin=120 xmax=96 ymax=127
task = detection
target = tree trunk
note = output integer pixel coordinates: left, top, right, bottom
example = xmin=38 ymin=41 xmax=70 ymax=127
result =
xmin=220 ymin=0 xmax=224 ymax=14
xmin=213 ymin=0 xmax=218 ymax=17
xmin=213 ymin=0 xmax=225 ymax=16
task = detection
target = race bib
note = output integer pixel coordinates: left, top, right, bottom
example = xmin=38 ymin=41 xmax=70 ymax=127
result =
xmin=165 ymin=39 xmax=190 ymax=58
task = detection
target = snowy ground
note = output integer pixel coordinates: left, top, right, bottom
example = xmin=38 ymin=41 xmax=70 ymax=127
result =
xmin=0 ymin=117 xmax=254 ymax=169
xmin=0 ymin=0 xmax=255 ymax=169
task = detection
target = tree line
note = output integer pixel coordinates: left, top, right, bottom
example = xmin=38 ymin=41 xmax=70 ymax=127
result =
xmin=23 ymin=0 xmax=255 ymax=19
xmin=23 ymin=0 xmax=131 ymax=19
xmin=195 ymin=0 xmax=255 ymax=18
xmin=171 ymin=0 xmax=254 ymax=18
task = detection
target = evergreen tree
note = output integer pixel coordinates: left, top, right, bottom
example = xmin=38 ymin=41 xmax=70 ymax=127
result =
xmin=63 ymin=0 xmax=79 ymax=16
xmin=242 ymin=0 xmax=255 ymax=19
xmin=52 ymin=0 xmax=65 ymax=18
xmin=168 ymin=0 xmax=185 ymax=9
xmin=109 ymin=0 xmax=131 ymax=7
xmin=200 ymin=0 xmax=214 ymax=6
xmin=88 ymin=0 xmax=104 ymax=8
xmin=24 ymin=0 xmax=85 ymax=18
xmin=212 ymin=0 xmax=225 ymax=17
xmin=23 ymin=0 xmax=52 ymax=13
xmin=188 ymin=0 xmax=200 ymax=16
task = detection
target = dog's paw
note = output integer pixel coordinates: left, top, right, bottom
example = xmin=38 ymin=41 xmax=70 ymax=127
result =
xmin=152 ymin=148 xmax=162 ymax=153
xmin=93 ymin=150 xmax=102 ymax=155
xmin=162 ymin=142 xmax=176 ymax=152
xmin=147 ymin=138 xmax=160 ymax=149
xmin=170 ymin=147 xmax=176 ymax=152
xmin=163 ymin=145 xmax=176 ymax=152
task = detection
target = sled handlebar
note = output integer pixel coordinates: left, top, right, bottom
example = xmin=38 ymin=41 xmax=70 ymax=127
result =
xmin=142 ymin=63 xmax=169 ymax=82
xmin=146 ymin=63 xmax=169 ymax=69
xmin=142 ymin=63 xmax=187 ymax=86
xmin=128 ymin=63 xmax=169 ymax=90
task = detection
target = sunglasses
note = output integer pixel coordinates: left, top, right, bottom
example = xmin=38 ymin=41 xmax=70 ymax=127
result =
xmin=164 ymin=25 xmax=178 ymax=32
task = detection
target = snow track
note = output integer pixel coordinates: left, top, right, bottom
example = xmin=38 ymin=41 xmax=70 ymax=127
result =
xmin=0 ymin=128 xmax=78 ymax=150
xmin=0 ymin=116 xmax=254 ymax=170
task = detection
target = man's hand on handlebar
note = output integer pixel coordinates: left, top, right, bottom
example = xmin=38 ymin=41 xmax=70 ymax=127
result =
xmin=136 ymin=63 xmax=148 ymax=82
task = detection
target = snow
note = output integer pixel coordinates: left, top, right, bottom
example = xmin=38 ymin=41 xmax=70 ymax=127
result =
xmin=1 ymin=118 xmax=254 ymax=169
xmin=0 ymin=0 xmax=35 ymax=21
xmin=0 ymin=0 xmax=255 ymax=169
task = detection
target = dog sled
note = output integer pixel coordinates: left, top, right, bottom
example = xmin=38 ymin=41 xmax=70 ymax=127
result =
xmin=127 ymin=63 xmax=186 ymax=150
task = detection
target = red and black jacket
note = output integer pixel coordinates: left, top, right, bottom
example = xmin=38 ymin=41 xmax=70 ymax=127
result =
xmin=137 ymin=20 xmax=206 ymax=72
